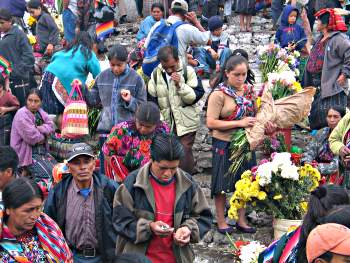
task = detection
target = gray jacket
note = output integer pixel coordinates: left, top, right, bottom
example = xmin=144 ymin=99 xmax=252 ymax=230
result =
xmin=36 ymin=13 xmax=60 ymax=52
xmin=83 ymin=67 xmax=146 ymax=133
xmin=304 ymin=32 xmax=350 ymax=99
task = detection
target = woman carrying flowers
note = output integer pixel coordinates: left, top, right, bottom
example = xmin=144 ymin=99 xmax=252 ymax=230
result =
xmin=301 ymin=106 xmax=345 ymax=184
xmin=206 ymin=54 xmax=275 ymax=234
xmin=103 ymin=102 xmax=169 ymax=181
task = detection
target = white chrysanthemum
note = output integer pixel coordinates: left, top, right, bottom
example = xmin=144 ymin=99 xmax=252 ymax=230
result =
xmin=271 ymin=152 xmax=292 ymax=173
xmin=279 ymin=70 xmax=296 ymax=86
xmin=239 ymin=241 xmax=266 ymax=263
xmin=280 ymin=164 xmax=299 ymax=180
xmin=257 ymin=162 xmax=273 ymax=186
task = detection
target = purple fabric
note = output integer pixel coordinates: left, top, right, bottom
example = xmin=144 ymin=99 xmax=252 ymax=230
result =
xmin=10 ymin=107 xmax=54 ymax=167
xmin=0 ymin=0 xmax=26 ymax=18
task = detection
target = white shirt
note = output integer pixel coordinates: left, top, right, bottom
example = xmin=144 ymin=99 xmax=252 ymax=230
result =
xmin=145 ymin=15 xmax=211 ymax=63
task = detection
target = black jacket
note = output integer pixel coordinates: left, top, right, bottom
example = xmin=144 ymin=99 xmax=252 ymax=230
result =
xmin=36 ymin=13 xmax=60 ymax=52
xmin=0 ymin=26 xmax=34 ymax=80
xmin=44 ymin=172 xmax=118 ymax=262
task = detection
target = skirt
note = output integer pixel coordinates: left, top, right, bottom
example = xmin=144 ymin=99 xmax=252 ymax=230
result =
xmin=211 ymin=137 xmax=256 ymax=198
xmin=39 ymin=72 xmax=66 ymax=115
xmin=234 ymin=0 xmax=256 ymax=15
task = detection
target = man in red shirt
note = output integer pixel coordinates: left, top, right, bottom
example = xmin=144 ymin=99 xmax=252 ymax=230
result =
xmin=113 ymin=133 xmax=212 ymax=263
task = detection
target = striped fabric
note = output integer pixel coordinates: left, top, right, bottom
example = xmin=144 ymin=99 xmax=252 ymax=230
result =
xmin=62 ymin=80 xmax=89 ymax=139
xmin=0 ymin=56 xmax=12 ymax=79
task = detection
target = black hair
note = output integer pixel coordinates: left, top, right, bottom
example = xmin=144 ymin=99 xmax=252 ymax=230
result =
xmin=150 ymin=133 xmax=185 ymax=162
xmin=135 ymin=102 xmax=160 ymax=125
xmin=157 ymin=45 xmax=179 ymax=62
xmin=318 ymin=12 xmax=330 ymax=26
xmin=151 ymin=3 xmax=165 ymax=13
xmin=65 ymin=31 xmax=94 ymax=60
xmin=3 ymin=177 xmax=44 ymax=209
xmin=0 ymin=74 xmax=5 ymax=89
xmin=0 ymin=8 xmax=12 ymax=21
xmin=211 ymin=53 xmax=250 ymax=88
xmin=328 ymin=106 xmax=346 ymax=118
xmin=231 ymin=49 xmax=255 ymax=85
xmin=313 ymin=252 xmax=333 ymax=263
xmin=0 ymin=146 xmax=18 ymax=172
xmin=26 ymin=88 xmax=42 ymax=101
xmin=27 ymin=0 xmax=49 ymax=13
xmin=108 ymin=44 xmax=128 ymax=62
xmin=318 ymin=205 xmax=350 ymax=228
xmin=297 ymin=185 xmax=350 ymax=263
xmin=113 ymin=253 xmax=152 ymax=263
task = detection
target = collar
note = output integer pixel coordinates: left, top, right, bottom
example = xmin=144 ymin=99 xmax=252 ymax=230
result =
xmin=149 ymin=170 xmax=175 ymax=185
xmin=72 ymin=177 xmax=94 ymax=194
xmin=167 ymin=15 xmax=183 ymax=24
xmin=112 ymin=64 xmax=130 ymax=78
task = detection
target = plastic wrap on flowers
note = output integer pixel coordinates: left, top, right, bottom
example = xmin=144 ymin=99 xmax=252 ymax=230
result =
xmin=246 ymin=87 xmax=316 ymax=150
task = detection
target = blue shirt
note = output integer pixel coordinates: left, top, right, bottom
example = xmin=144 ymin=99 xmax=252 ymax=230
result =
xmin=136 ymin=16 xmax=158 ymax=41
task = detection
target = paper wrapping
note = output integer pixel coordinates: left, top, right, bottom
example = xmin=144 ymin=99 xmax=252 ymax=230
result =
xmin=246 ymin=87 xmax=316 ymax=150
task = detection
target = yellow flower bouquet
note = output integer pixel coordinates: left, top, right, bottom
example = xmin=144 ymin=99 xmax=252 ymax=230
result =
xmin=228 ymin=152 xmax=321 ymax=220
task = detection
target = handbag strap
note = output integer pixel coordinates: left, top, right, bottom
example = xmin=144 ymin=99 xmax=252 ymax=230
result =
xmin=67 ymin=79 xmax=84 ymax=103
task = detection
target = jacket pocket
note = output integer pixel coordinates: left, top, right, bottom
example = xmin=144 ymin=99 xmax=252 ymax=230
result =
xmin=179 ymin=106 xmax=199 ymax=128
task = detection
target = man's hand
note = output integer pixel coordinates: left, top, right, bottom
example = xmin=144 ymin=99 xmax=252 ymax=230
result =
xmin=184 ymin=12 xmax=199 ymax=25
xmin=174 ymin=226 xmax=191 ymax=246
xmin=340 ymin=145 xmax=350 ymax=159
xmin=120 ymin=89 xmax=132 ymax=102
xmin=171 ymin=72 xmax=181 ymax=88
xmin=150 ymin=221 xmax=174 ymax=237
xmin=337 ymin=73 xmax=347 ymax=86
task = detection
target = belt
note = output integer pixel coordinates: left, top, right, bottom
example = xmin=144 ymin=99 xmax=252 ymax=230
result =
xmin=72 ymin=247 xmax=99 ymax=258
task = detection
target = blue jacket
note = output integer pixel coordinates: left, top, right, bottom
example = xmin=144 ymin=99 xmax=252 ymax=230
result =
xmin=0 ymin=0 xmax=26 ymax=17
xmin=44 ymin=172 xmax=118 ymax=262
xmin=136 ymin=16 xmax=158 ymax=41
xmin=274 ymin=5 xmax=306 ymax=51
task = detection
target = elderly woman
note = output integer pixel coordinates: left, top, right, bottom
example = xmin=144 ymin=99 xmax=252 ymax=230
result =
xmin=0 ymin=177 xmax=72 ymax=262
xmin=304 ymin=8 xmax=350 ymax=130
xmin=301 ymin=107 xmax=345 ymax=184
xmin=10 ymin=88 xmax=56 ymax=184
xmin=103 ymin=102 xmax=169 ymax=181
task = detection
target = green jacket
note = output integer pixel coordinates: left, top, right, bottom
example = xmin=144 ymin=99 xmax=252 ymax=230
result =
xmin=113 ymin=162 xmax=212 ymax=262
xmin=147 ymin=62 xmax=204 ymax=136
xmin=329 ymin=112 xmax=350 ymax=155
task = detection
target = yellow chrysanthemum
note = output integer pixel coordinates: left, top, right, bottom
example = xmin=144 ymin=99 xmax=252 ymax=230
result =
xmin=292 ymin=81 xmax=302 ymax=92
xmin=257 ymin=191 xmax=267 ymax=200
xmin=273 ymin=194 xmax=283 ymax=200
xmin=300 ymin=201 xmax=308 ymax=212
xmin=28 ymin=35 xmax=36 ymax=45
xmin=256 ymin=97 xmax=261 ymax=108
xmin=28 ymin=16 xmax=37 ymax=27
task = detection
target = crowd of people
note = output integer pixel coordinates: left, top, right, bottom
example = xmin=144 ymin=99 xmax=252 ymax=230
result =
xmin=0 ymin=0 xmax=350 ymax=262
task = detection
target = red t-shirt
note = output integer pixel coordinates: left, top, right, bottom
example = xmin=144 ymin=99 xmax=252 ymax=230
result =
xmin=0 ymin=91 xmax=20 ymax=108
xmin=146 ymin=176 xmax=176 ymax=263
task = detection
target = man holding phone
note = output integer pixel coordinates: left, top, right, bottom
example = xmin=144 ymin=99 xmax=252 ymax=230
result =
xmin=113 ymin=133 xmax=212 ymax=263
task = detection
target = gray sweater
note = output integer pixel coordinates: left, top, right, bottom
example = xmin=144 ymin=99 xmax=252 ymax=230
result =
xmin=83 ymin=67 xmax=146 ymax=133
xmin=36 ymin=13 xmax=60 ymax=52
xmin=304 ymin=32 xmax=350 ymax=99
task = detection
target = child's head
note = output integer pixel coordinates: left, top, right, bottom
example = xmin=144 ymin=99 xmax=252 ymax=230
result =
xmin=27 ymin=0 xmax=48 ymax=18
xmin=151 ymin=3 xmax=164 ymax=21
xmin=0 ymin=9 xmax=12 ymax=33
xmin=208 ymin=16 xmax=223 ymax=36
xmin=108 ymin=44 xmax=128 ymax=76
xmin=288 ymin=10 xmax=298 ymax=25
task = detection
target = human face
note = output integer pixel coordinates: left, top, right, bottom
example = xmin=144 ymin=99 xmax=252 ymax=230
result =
xmin=151 ymin=159 xmax=180 ymax=182
xmin=288 ymin=10 xmax=298 ymax=25
xmin=327 ymin=109 xmax=342 ymax=130
xmin=0 ymin=19 xmax=12 ymax=33
xmin=136 ymin=119 xmax=157 ymax=135
xmin=68 ymin=155 xmax=95 ymax=185
xmin=6 ymin=198 xmax=43 ymax=235
xmin=314 ymin=254 xmax=350 ymax=263
xmin=226 ymin=63 xmax=248 ymax=89
xmin=0 ymin=168 xmax=14 ymax=191
xmin=26 ymin=93 xmax=42 ymax=113
xmin=151 ymin=7 xmax=163 ymax=21
xmin=27 ymin=7 xmax=41 ymax=19
xmin=161 ymin=57 xmax=180 ymax=76
xmin=110 ymin=57 xmax=127 ymax=76
xmin=212 ymin=27 xmax=223 ymax=37
xmin=316 ymin=18 xmax=328 ymax=32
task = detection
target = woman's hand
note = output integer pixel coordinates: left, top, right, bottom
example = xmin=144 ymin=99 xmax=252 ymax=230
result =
xmin=337 ymin=73 xmax=347 ymax=86
xmin=45 ymin=44 xmax=54 ymax=56
xmin=265 ymin=121 xmax=277 ymax=136
xmin=239 ymin=117 xmax=256 ymax=128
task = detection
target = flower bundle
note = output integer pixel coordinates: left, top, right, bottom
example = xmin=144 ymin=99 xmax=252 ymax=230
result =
xmin=267 ymin=71 xmax=302 ymax=100
xmin=27 ymin=16 xmax=37 ymax=27
xmin=228 ymin=153 xmax=321 ymax=220
xmin=262 ymin=133 xmax=288 ymax=155
xmin=227 ymin=236 xmax=266 ymax=263
xmin=258 ymin=44 xmax=301 ymax=82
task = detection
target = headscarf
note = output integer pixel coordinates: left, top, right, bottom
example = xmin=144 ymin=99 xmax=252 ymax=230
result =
xmin=315 ymin=8 xmax=348 ymax=32
xmin=0 ymin=56 xmax=12 ymax=79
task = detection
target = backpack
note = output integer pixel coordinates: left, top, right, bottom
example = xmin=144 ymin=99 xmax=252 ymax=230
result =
xmin=142 ymin=20 xmax=185 ymax=77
